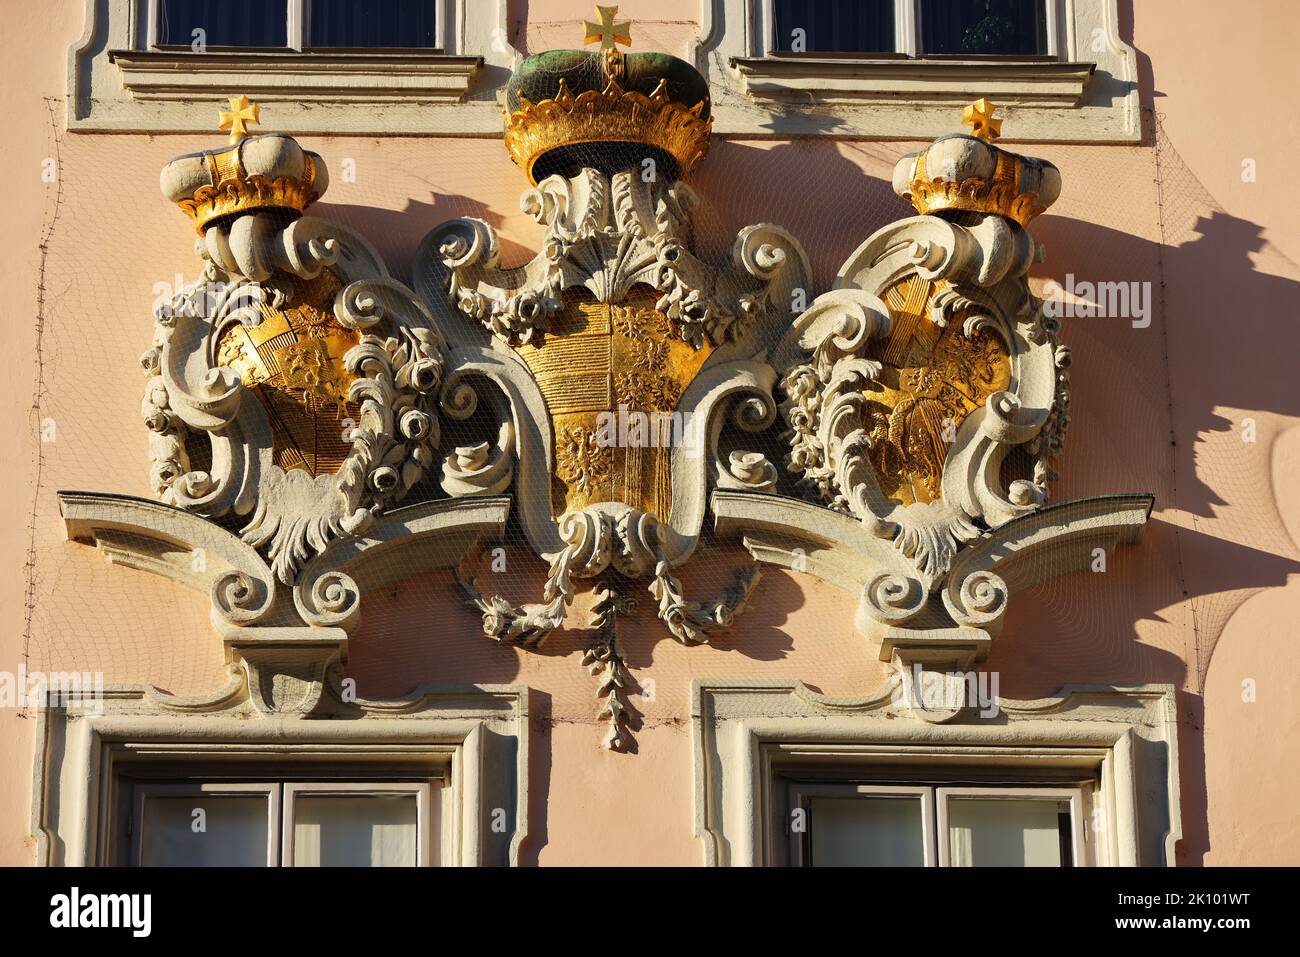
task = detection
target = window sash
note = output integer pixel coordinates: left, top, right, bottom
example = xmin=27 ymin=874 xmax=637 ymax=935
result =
xmin=789 ymin=783 xmax=937 ymax=866
xmin=129 ymin=778 xmax=442 ymax=867
xmin=145 ymin=0 xmax=448 ymax=53
xmin=936 ymin=785 xmax=1088 ymax=867
xmin=784 ymin=777 xmax=1092 ymax=867
xmin=282 ymin=781 xmax=436 ymax=867
xmin=759 ymin=0 xmax=1063 ymax=59
xmin=132 ymin=781 xmax=281 ymax=866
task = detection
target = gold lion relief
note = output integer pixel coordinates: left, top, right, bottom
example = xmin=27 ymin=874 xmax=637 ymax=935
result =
xmin=865 ymin=275 xmax=1012 ymax=506
xmin=514 ymin=289 xmax=714 ymax=520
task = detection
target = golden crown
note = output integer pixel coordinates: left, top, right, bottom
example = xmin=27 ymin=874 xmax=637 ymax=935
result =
xmin=161 ymin=96 xmax=327 ymax=234
xmin=893 ymin=99 xmax=1061 ymax=227
xmin=502 ymin=7 xmax=712 ymax=185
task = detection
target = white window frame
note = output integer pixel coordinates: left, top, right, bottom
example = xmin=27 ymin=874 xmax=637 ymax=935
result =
xmin=757 ymin=0 xmax=1064 ymax=59
xmin=144 ymin=0 xmax=451 ymax=53
xmin=67 ymin=0 xmax=517 ymax=134
xmin=788 ymin=782 xmax=937 ymax=866
xmin=281 ymin=781 xmax=438 ymax=867
xmin=695 ymin=0 xmax=1141 ymax=142
xmin=132 ymin=781 xmax=281 ymax=866
xmin=935 ymin=784 xmax=1088 ymax=867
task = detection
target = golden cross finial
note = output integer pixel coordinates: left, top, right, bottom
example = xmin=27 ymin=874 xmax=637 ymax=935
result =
xmin=962 ymin=98 xmax=1002 ymax=141
xmin=218 ymin=94 xmax=261 ymax=145
xmin=584 ymin=5 xmax=632 ymax=52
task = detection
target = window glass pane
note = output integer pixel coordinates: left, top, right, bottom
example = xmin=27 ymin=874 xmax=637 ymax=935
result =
xmin=810 ymin=796 xmax=925 ymax=866
xmin=947 ymin=797 xmax=1070 ymax=866
xmin=772 ymin=0 xmax=895 ymax=54
xmin=293 ymin=794 xmax=419 ymax=866
xmin=920 ymin=0 xmax=1048 ymax=55
xmin=140 ymin=795 xmax=269 ymax=866
xmin=309 ymin=0 xmax=438 ymax=48
xmin=158 ymin=0 xmax=289 ymax=47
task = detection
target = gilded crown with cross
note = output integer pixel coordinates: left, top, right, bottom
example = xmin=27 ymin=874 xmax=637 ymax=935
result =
xmin=893 ymin=99 xmax=1062 ymax=227
xmin=160 ymin=95 xmax=327 ymax=234
xmin=502 ymin=6 xmax=712 ymax=185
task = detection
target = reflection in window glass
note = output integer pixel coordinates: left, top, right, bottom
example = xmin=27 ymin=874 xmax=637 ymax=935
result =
xmin=772 ymin=0 xmax=896 ymax=54
xmin=292 ymin=794 xmax=419 ymax=867
xmin=947 ymin=797 xmax=1071 ymax=866
xmin=810 ymin=796 xmax=925 ymax=866
xmin=309 ymin=0 xmax=438 ymax=48
xmin=140 ymin=795 xmax=269 ymax=866
xmin=921 ymin=0 xmax=1048 ymax=56
xmin=158 ymin=0 xmax=289 ymax=48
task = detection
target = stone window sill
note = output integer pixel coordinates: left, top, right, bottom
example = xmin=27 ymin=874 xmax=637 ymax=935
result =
xmin=109 ymin=50 xmax=483 ymax=103
xmin=85 ymin=50 xmax=499 ymax=135
xmin=729 ymin=55 xmax=1095 ymax=107
xmin=715 ymin=54 xmax=1136 ymax=142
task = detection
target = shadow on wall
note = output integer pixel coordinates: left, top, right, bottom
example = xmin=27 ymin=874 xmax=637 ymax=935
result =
xmin=314 ymin=192 xmax=540 ymax=282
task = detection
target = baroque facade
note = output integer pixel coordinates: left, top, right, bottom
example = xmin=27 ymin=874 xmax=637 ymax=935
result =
xmin=4 ymin=0 xmax=1299 ymax=868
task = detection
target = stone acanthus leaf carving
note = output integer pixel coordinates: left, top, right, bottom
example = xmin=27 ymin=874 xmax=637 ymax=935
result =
xmin=779 ymin=214 xmax=1069 ymax=588
xmin=142 ymin=213 xmax=448 ymax=584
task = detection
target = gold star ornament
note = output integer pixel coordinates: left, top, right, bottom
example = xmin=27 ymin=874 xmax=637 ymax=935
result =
xmin=218 ymin=94 xmax=261 ymax=145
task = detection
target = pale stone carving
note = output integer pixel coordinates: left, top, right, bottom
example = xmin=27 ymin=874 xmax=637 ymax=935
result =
xmin=419 ymin=165 xmax=809 ymax=748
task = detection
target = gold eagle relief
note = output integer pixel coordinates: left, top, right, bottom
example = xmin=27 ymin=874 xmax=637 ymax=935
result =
xmin=514 ymin=289 xmax=714 ymax=521
xmin=866 ymin=275 xmax=1011 ymax=506
xmin=215 ymin=270 xmax=361 ymax=477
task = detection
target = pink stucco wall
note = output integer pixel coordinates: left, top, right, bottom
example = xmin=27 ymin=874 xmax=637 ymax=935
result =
xmin=0 ymin=0 xmax=1296 ymax=865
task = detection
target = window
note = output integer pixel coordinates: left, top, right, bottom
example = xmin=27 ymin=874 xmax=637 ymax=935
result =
xmin=78 ymin=0 xmax=504 ymax=133
xmin=767 ymin=0 xmax=1053 ymax=57
xmin=785 ymin=775 xmax=1089 ymax=867
xmin=713 ymin=0 xmax=1134 ymax=141
xmin=152 ymin=0 xmax=440 ymax=51
xmin=122 ymin=775 xmax=442 ymax=866
xmin=771 ymin=0 xmax=897 ymax=54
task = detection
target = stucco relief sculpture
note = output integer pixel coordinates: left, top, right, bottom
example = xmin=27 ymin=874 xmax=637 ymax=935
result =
xmin=59 ymin=16 xmax=1151 ymax=743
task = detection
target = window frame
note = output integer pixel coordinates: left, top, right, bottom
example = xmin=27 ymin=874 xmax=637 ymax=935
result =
xmin=68 ymin=0 xmax=513 ymax=134
xmin=781 ymin=774 xmax=1093 ymax=867
xmin=935 ymin=784 xmax=1088 ymax=867
xmin=698 ymin=0 xmax=1140 ymax=142
xmin=691 ymin=680 xmax=1181 ymax=867
xmin=758 ymin=0 xmax=1064 ymax=59
xmin=281 ymin=780 xmax=437 ymax=867
xmin=124 ymin=776 xmax=443 ymax=867
xmin=132 ymin=781 xmax=281 ymax=866
xmin=144 ymin=0 xmax=450 ymax=54
xmin=787 ymin=782 xmax=937 ymax=866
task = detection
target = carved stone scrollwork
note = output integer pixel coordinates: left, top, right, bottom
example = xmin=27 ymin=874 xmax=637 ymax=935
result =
xmin=417 ymin=160 xmax=810 ymax=750
xmin=144 ymin=215 xmax=450 ymax=587
xmin=780 ymin=213 xmax=1067 ymax=589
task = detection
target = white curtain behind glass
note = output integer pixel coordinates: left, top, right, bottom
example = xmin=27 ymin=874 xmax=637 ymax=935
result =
xmin=292 ymin=795 xmax=418 ymax=867
xmin=948 ymin=798 xmax=1065 ymax=866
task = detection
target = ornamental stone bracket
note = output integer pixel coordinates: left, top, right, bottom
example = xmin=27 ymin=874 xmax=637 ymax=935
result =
xmin=713 ymin=490 xmax=1153 ymax=722
xmin=59 ymin=491 xmax=508 ymax=716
